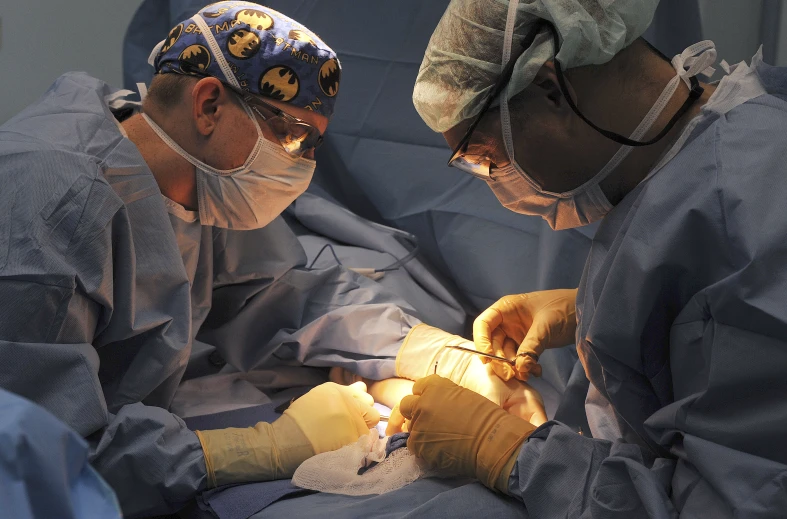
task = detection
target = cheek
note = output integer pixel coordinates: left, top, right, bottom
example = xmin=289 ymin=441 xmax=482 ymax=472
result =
xmin=511 ymin=125 xmax=555 ymax=186
xmin=222 ymin=114 xmax=259 ymax=168
xmin=511 ymin=120 xmax=601 ymax=193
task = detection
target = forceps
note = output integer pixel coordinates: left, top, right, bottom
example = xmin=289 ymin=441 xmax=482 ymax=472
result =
xmin=443 ymin=344 xmax=517 ymax=365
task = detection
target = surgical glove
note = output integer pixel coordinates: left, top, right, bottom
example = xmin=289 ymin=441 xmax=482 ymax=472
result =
xmin=397 ymin=375 xmax=536 ymax=493
xmin=395 ymin=324 xmax=548 ymax=422
xmin=195 ymin=382 xmax=379 ymax=488
xmin=474 ymin=289 xmax=578 ymax=381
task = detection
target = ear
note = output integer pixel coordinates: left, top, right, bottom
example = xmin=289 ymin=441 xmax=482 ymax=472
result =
xmin=191 ymin=77 xmax=226 ymax=137
xmin=531 ymin=60 xmax=576 ymax=115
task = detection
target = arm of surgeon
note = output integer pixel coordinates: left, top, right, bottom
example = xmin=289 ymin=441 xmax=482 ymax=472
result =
xmin=391 ymin=375 xmax=787 ymax=518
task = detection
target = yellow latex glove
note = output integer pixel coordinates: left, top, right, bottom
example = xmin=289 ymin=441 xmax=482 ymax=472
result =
xmin=473 ymin=289 xmax=578 ymax=381
xmin=395 ymin=324 xmax=548 ymax=422
xmin=195 ymin=382 xmax=379 ymax=488
xmin=391 ymin=375 xmax=537 ymax=493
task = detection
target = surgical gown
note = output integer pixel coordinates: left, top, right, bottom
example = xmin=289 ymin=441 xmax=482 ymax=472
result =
xmin=505 ymin=54 xmax=787 ymax=517
xmin=0 ymin=72 xmax=420 ymax=517
xmin=0 ymin=388 xmax=122 ymax=519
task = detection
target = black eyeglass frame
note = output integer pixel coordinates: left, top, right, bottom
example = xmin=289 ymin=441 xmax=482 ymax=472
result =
xmin=447 ymin=20 xmax=705 ymax=176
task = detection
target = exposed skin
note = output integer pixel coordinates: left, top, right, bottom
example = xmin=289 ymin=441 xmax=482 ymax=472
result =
xmin=442 ymin=39 xmax=717 ymax=206
xmin=121 ymin=76 xmax=329 ymax=210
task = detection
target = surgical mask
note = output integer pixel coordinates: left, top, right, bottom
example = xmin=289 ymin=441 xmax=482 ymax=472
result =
xmin=143 ymin=112 xmax=315 ymax=230
xmin=489 ymin=7 xmax=717 ymax=230
xmin=141 ymin=14 xmax=316 ymax=230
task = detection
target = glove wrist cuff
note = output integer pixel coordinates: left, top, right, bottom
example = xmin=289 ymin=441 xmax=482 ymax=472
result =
xmin=494 ymin=449 xmax=519 ymax=494
xmin=196 ymin=425 xmax=276 ymax=487
xmin=271 ymin=414 xmax=316 ymax=477
xmin=195 ymin=416 xmax=314 ymax=488
xmin=195 ymin=429 xmax=218 ymax=488
xmin=476 ymin=412 xmax=535 ymax=490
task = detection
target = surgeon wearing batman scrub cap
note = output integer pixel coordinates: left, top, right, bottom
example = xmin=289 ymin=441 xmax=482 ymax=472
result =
xmin=0 ymin=2 xmax=545 ymax=517
xmin=388 ymin=0 xmax=787 ymax=516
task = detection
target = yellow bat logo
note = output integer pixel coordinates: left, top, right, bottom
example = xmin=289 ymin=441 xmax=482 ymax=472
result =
xmin=161 ymin=24 xmax=183 ymax=54
xmin=259 ymin=66 xmax=300 ymax=102
xmin=202 ymin=6 xmax=230 ymax=18
xmin=318 ymin=58 xmax=340 ymax=97
xmin=179 ymin=45 xmax=211 ymax=71
xmin=235 ymin=8 xmax=274 ymax=31
xmin=227 ymin=28 xmax=261 ymax=59
xmin=288 ymin=29 xmax=316 ymax=47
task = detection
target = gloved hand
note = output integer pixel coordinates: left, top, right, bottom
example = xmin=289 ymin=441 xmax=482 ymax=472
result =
xmin=389 ymin=375 xmax=537 ymax=493
xmin=395 ymin=324 xmax=548 ymax=422
xmin=195 ymin=382 xmax=379 ymax=488
xmin=473 ymin=289 xmax=578 ymax=381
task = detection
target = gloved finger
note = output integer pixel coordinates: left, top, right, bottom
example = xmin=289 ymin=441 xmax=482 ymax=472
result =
xmin=339 ymin=383 xmax=380 ymax=430
xmin=398 ymin=394 xmax=419 ymax=420
xmin=515 ymin=314 xmax=556 ymax=378
xmin=502 ymin=337 xmax=532 ymax=381
xmin=347 ymin=381 xmax=375 ymax=407
xmin=356 ymin=400 xmax=381 ymax=428
xmin=488 ymin=329 xmax=516 ymax=381
xmin=411 ymin=374 xmax=454 ymax=396
xmin=473 ymin=306 xmax=504 ymax=362
xmin=525 ymin=307 xmax=575 ymax=352
xmin=514 ymin=354 xmax=541 ymax=378
xmin=529 ymin=405 xmax=548 ymax=427
xmin=502 ymin=336 xmax=518 ymax=360
xmin=385 ymin=403 xmax=405 ymax=435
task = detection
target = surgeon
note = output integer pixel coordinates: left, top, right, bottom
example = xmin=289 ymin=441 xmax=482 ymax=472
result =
xmin=387 ymin=0 xmax=787 ymax=516
xmin=0 ymin=2 xmax=544 ymax=516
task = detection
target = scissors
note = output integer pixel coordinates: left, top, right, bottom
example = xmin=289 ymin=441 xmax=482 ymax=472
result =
xmin=444 ymin=344 xmax=539 ymax=365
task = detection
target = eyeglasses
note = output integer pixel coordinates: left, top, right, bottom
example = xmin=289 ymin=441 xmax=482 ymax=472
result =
xmin=175 ymin=64 xmax=324 ymax=159
xmin=242 ymin=96 xmax=323 ymax=158
xmin=448 ymin=20 xmax=704 ymax=178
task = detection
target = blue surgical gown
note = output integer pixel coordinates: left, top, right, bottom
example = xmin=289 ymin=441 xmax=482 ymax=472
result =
xmin=0 ymin=73 xmax=420 ymax=517
xmin=505 ymin=54 xmax=787 ymax=517
xmin=0 ymin=388 xmax=122 ymax=519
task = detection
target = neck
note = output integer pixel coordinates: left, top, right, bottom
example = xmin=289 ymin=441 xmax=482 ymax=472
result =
xmin=122 ymin=112 xmax=199 ymax=210
xmin=585 ymin=44 xmax=718 ymax=204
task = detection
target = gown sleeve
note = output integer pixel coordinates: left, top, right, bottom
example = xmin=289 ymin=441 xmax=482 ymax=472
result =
xmin=0 ymin=156 xmax=207 ymax=518
xmin=198 ymin=217 xmax=422 ymax=380
xmin=507 ymin=102 xmax=787 ymax=518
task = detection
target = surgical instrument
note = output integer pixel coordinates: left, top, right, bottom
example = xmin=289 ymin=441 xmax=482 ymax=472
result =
xmin=443 ymin=344 xmax=516 ymax=365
